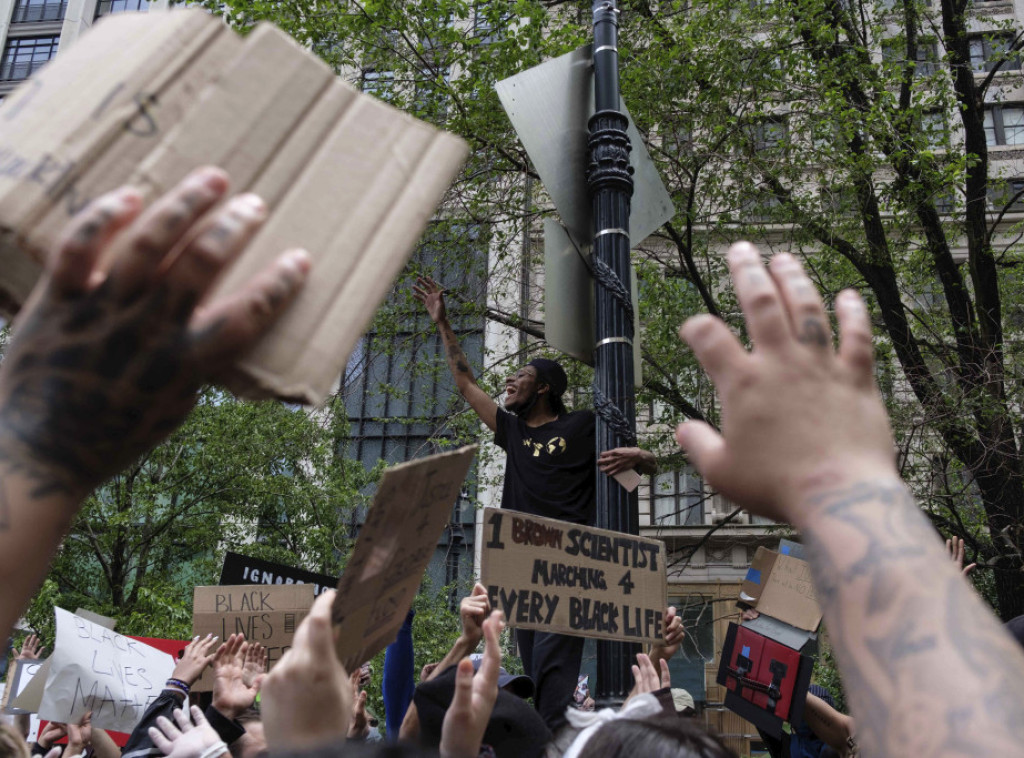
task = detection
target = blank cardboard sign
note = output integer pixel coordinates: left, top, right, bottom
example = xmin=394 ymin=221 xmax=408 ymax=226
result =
xmin=332 ymin=446 xmax=477 ymax=671
xmin=0 ymin=10 xmax=467 ymax=404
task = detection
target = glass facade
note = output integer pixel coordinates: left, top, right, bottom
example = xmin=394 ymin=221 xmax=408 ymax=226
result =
xmin=0 ymin=35 xmax=58 ymax=81
xmin=340 ymin=223 xmax=488 ymax=593
xmin=11 ymin=0 xmax=67 ymax=24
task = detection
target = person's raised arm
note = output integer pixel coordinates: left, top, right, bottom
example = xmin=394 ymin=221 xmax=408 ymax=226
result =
xmin=675 ymin=242 xmax=1024 ymax=758
xmin=0 ymin=168 xmax=310 ymax=640
xmin=413 ymin=276 xmax=497 ymax=432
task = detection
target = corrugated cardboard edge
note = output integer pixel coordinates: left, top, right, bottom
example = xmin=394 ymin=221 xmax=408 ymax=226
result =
xmin=230 ymin=130 xmax=469 ymax=404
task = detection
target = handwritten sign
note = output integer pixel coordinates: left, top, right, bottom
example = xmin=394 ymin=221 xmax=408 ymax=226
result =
xmin=27 ymin=609 xmax=175 ymax=733
xmin=332 ymin=446 xmax=477 ymax=671
xmin=480 ymin=508 xmax=667 ymax=644
xmin=192 ymin=584 xmax=314 ymax=691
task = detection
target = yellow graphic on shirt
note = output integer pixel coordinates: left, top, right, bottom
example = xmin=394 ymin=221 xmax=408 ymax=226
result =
xmin=522 ymin=436 xmax=568 ymax=458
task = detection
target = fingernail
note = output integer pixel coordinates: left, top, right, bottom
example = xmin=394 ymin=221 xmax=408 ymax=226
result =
xmin=283 ymin=249 xmax=312 ymax=274
xmin=231 ymin=193 xmax=267 ymax=219
xmin=190 ymin=166 xmax=229 ymax=191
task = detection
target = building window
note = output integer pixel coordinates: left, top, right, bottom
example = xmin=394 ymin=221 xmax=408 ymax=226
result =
xmin=95 ymin=0 xmax=149 ymax=17
xmin=921 ymin=110 xmax=948 ymax=148
xmin=988 ymin=178 xmax=1024 ymax=213
xmin=652 ymin=469 xmax=705 ymax=526
xmin=473 ymin=2 xmax=513 ymax=45
xmin=881 ymin=37 xmax=939 ymax=76
xmin=11 ymin=0 xmax=67 ymax=24
xmin=360 ymin=68 xmax=395 ymax=101
xmin=970 ymin=34 xmax=1021 ymax=73
xmin=0 ymin=35 xmax=58 ymax=82
xmin=749 ymin=117 xmax=787 ymax=151
xmin=984 ymin=105 xmax=1024 ymax=147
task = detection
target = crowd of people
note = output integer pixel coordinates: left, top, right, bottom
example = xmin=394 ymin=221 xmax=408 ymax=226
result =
xmin=1 ymin=169 xmax=1024 ymax=758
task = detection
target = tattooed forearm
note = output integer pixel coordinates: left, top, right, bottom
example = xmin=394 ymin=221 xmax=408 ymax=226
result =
xmin=439 ymin=321 xmax=476 ymax=384
xmin=798 ymin=480 xmax=1024 ymax=757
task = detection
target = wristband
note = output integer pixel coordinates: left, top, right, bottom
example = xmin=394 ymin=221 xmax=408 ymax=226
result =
xmin=199 ymin=742 xmax=228 ymax=758
xmin=166 ymin=678 xmax=191 ymax=692
xmin=164 ymin=683 xmax=189 ymax=698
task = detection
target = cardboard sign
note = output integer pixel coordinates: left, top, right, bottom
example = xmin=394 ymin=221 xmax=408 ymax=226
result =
xmin=192 ymin=584 xmax=314 ymax=691
xmin=332 ymin=446 xmax=477 ymax=671
xmin=12 ymin=609 xmax=177 ymax=733
xmin=740 ymin=547 xmax=821 ymax=633
xmin=717 ymin=622 xmax=814 ymax=738
xmin=480 ymin=507 xmax=667 ymax=644
xmin=220 ymin=551 xmax=337 ymax=596
xmin=0 ymin=9 xmax=468 ymax=404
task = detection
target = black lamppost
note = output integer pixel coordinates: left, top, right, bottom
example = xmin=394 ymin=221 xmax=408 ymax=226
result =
xmin=588 ymin=0 xmax=640 ymax=706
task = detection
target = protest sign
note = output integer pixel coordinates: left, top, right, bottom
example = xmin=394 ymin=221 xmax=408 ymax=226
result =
xmin=0 ymin=10 xmax=467 ymax=404
xmin=480 ymin=507 xmax=667 ymax=644
xmin=332 ymin=446 xmax=477 ymax=671
xmin=192 ymin=584 xmax=314 ymax=691
xmin=220 ymin=551 xmax=336 ymax=596
xmin=3 ymin=659 xmax=46 ymax=714
xmin=18 ymin=609 xmax=177 ymax=733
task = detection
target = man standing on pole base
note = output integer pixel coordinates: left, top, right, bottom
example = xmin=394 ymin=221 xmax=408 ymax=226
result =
xmin=414 ymin=275 xmax=655 ymax=729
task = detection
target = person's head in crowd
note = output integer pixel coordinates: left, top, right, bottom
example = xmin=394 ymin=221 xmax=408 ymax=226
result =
xmin=413 ymin=662 xmax=551 ymax=758
xmin=579 ymin=713 xmax=735 ymax=758
xmin=504 ymin=358 xmax=568 ymax=417
xmin=0 ymin=722 xmax=30 ymax=758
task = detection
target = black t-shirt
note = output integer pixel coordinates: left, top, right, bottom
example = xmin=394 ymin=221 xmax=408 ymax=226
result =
xmin=494 ymin=409 xmax=596 ymax=525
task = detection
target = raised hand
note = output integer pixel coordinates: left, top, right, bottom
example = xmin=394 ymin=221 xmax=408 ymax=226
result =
xmin=148 ymin=706 xmax=225 ymax=758
xmin=413 ymin=275 xmax=448 ymax=323
xmin=459 ymin=582 xmax=491 ymax=645
xmin=675 ymin=243 xmax=897 ymax=525
xmin=439 ymin=610 xmax=505 ymax=758
xmin=212 ymin=634 xmax=260 ymax=720
xmin=347 ymin=671 xmax=370 ymax=740
xmin=241 ymin=641 xmax=267 ymax=690
xmin=630 ymin=653 xmax=670 ymax=696
xmin=652 ymin=605 xmax=685 ymax=661
xmin=16 ymin=633 xmax=45 ymax=660
xmin=0 ymin=168 xmax=311 ymax=500
xmin=172 ymin=634 xmax=219 ymax=688
xmin=261 ymin=590 xmax=351 ymax=750
xmin=946 ymin=536 xmax=977 ymax=577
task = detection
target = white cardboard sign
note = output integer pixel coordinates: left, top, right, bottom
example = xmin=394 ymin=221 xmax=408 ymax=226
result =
xmin=33 ymin=609 xmax=175 ymax=732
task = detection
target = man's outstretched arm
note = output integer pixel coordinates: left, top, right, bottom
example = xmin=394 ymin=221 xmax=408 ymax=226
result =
xmin=0 ymin=168 xmax=310 ymax=640
xmin=414 ymin=276 xmax=497 ymax=432
xmin=675 ymin=243 xmax=1024 ymax=758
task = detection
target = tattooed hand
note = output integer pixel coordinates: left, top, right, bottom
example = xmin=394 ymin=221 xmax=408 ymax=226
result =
xmin=0 ymin=167 xmax=310 ymax=640
xmin=675 ymin=242 xmax=897 ymax=524
xmin=0 ymin=167 xmax=310 ymax=500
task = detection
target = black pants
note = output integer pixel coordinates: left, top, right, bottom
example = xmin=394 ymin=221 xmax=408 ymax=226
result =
xmin=516 ymin=627 xmax=585 ymax=732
